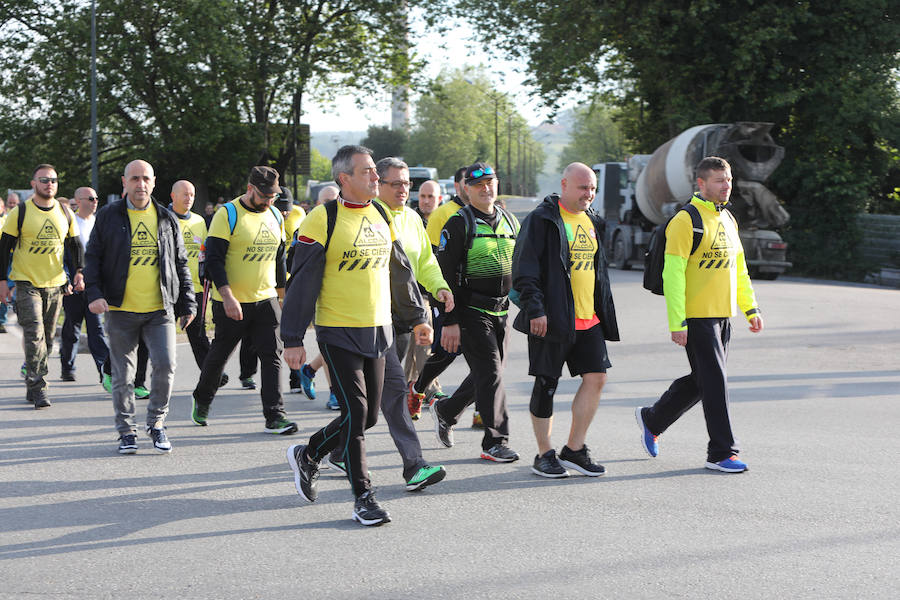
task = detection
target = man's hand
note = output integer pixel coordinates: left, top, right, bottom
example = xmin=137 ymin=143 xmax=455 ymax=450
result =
xmin=413 ymin=322 xmax=434 ymax=346
xmin=530 ymin=315 xmax=548 ymax=337
xmin=284 ymin=346 xmax=306 ymax=370
xmin=73 ymin=272 xmax=85 ymax=293
xmin=0 ymin=280 xmax=10 ymax=303
xmin=749 ymin=315 xmax=764 ymax=333
xmin=435 ymin=289 xmax=454 ymax=313
xmin=179 ymin=314 xmax=194 ymax=330
xmin=671 ymin=330 xmax=687 ymax=347
xmin=441 ymin=323 xmax=461 ymax=354
xmin=89 ymin=298 xmax=109 ymax=314
xmin=220 ymin=286 xmax=242 ymax=321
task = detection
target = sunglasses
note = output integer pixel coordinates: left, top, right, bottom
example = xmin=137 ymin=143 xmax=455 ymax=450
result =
xmin=468 ymin=166 xmax=494 ymax=179
xmin=81 ymin=196 xmax=99 ymax=202
xmin=37 ymin=177 xmax=59 ymax=184
xmin=381 ymin=180 xmax=411 ymax=189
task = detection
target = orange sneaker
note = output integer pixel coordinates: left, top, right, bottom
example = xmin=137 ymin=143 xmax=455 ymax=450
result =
xmin=471 ymin=411 xmax=484 ymax=429
xmin=407 ymin=382 xmax=425 ymax=421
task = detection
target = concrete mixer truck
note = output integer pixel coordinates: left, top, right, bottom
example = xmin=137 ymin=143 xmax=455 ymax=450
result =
xmin=591 ymin=122 xmax=792 ymax=279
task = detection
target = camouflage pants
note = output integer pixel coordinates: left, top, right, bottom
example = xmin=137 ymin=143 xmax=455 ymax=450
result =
xmin=16 ymin=281 xmax=64 ymax=393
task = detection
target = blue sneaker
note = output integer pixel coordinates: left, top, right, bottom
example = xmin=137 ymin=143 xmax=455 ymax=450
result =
xmin=705 ymin=456 xmax=748 ymax=473
xmin=635 ymin=407 xmax=659 ymax=458
xmin=300 ymin=364 xmax=317 ymax=400
xmin=326 ymin=392 xmax=339 ymax=410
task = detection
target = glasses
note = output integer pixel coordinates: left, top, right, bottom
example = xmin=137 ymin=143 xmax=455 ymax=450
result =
xmin=253 ymin=186 xmax=279 ymax=201
xmin=381 ymin=180 xmax=411 ymax=189
xmin=468 ymin=166 xmax=494 ymax=179
xmin=37 ymin=177 xmax=59 ymax=184
xmin=80 ymin=196 xmax=98 ymax=202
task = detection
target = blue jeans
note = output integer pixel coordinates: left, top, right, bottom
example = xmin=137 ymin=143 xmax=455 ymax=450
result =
xmin=60 ymin=292 xmax=110 ymax=378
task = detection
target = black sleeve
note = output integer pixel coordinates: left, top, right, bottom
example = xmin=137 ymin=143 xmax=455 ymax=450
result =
xmin=280 ymin=239 xmax=325 ymax=348
xmin=275 ymin=239 xmax=286 ymax=290
xmin=435 ymin=214 xmax=467 ymax=326
xmin=390 ymin=240 xmax=427 ymax=332
xmin=83 ymin=213 xmax=106 ymax=303
xmin=204 ymin=237 xmax=230 ymax=291
xmin=64 ymin=236 xmax=84 ymax=278
xmin=511 ymin=213 xmax=547 ymax=321
xmin=0 ymin=232 xmax=16 ymax=281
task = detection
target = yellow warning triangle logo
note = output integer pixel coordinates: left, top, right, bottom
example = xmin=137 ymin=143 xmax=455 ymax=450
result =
xmin=710 ymin=223 xmax=733 ymax=250
xmin=254 ymin=223 xmax=277 ymax=245
xmin=132 ymin=222 xmax=157 ymax=247
xmin=571 ymin=224 xmax=594 ymax=251
xmin=35 ymin=219 xmax=61 ymax=240
xmin=354 ymin=216 xmax=388 ymax=248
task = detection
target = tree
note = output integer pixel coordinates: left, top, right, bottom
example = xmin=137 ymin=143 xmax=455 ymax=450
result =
xmin=405 ymin=67 xmax=545 ymax=194
xmin=0 ymin=0 xmax=414 ymax=203
xmin=361 ymin=125 xmax=408 ymax=161
xmin=440 ymin=0 xmax=900 ymax=277
xmin=557 ymin=102 xmax=625 ymax=170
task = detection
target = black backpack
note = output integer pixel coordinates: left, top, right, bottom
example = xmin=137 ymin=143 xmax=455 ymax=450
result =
xmin=642 ymin=203 xmax=703 ymax=295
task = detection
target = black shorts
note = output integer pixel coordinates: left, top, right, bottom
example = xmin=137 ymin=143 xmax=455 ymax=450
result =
xmin=528 ymin=323 xmax=611 ymax=378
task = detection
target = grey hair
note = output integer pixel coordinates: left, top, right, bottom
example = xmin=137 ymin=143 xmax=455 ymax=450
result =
xmin=331 ymin=145 xmax=373 ymax=186
xmin=375 ymin=157 xmax=408 ymax=182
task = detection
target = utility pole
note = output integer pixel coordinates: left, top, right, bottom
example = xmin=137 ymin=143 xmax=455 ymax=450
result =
xmin=90 ymin=0 xmax=98 ymax=191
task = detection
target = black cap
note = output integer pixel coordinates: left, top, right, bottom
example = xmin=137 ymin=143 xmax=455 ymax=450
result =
xmin=248 ymin=166 xmax=280 ymax=195
xmin=464 ymin=162 xmax=497 ymax=185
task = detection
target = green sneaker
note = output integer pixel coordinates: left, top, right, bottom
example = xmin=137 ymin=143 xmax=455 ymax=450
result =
xmin=21 ymin=364 xmax=26 ymax=378
xmin=405 ymin=465 xmax=447 ymax=492
xmin=134 ymin=386 xmax=150 ymax=399
xmin=191 ymin=395 xmax=210 ymax=426
xmin=264 ymin=418 xmax=298 ymax=435
xmin=102 ymin=373 xmax=112 ymax=393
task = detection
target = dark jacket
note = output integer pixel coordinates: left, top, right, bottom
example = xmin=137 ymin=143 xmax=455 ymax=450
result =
xmin=84 ymin=197 xmax=196 ymax=318
xmin=512 ymin=194 xmax=619 ymax=343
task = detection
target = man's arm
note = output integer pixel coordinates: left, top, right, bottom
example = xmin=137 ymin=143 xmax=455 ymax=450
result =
xmin=435 ymin=214 xmax=467 ymax=326
xmin=662 ymin=213 xmax=691 ymax=343
xmin=280 ymin=236 xmax=326 ymax=350
xmin=511 ymin=211 xmax=547 ymax=335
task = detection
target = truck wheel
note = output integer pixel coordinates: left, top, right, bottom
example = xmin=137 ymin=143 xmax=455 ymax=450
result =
xmin=756 ymin=272 xmax=779 ymax=281
xmin=612 ymin=234 xmax=631 ymax=270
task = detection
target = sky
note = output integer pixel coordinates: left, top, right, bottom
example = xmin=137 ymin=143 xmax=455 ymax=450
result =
xmin=302 ymin=15 xmax=558 ymax=133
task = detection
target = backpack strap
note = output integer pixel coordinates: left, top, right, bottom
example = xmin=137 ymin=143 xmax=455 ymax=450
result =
xmin=16 ymin=200 xmax=26 ymax=248
xmin=268 ymin=204 xmax=283 ymax=226
xmin=224 ymin=202 xmax=238 ymax=235
xmin=683 ymin=203 xmax=704 ymax=255
xmin=323 ymin=199 xmax=338 ymax=251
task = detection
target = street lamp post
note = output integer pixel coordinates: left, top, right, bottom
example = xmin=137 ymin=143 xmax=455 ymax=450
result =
xmin=90 ymin=0 xmax=98 ymax=191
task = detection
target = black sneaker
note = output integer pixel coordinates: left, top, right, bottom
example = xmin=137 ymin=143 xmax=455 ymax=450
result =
xmin=147 ymin=425 xmax=172 ymax=453
xmin=558 ymin=444 xmax=606 ymax=477
xmin=118 ymin=433 xmax=138 ymax=454
xmin=532 ymin=449 xmax=569 ymax=478
xmin=480 ymin=443 xmax=520 ymax=463
xmin=264 ymin=418 xmax=298 ymax=435
xmin=32 ymin=389 xmax=51 ymax=409
xmin=218 ymin=373 xmax=229 ymax=388
xmin=352 ymin=490 xmax=391 ymax=526
xmin=287 ymin=444 xmax=319 ymax=502
xmin=430 ymin=398 xmax=454 ymax=448
xmin=240 ymin=377 xmax=257 ymax=390
xmin=61 ymin=371 xmax=76 ymax=382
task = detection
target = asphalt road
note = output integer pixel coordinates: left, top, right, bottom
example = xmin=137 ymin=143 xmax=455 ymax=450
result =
xmin=1 ymin=272 xmax=898 ymax=599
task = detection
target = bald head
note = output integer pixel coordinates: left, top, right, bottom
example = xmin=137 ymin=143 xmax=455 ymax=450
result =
xmin=170 ymin=180 xmax=196 ymax=215
xmin=417 ymin=180 xmax=441 ymax=216
xmin=559 ymin=162 xmax=597 ymax=214
xmin=317 ymin=185 xmax=340 ymax=205
xmin=122 ymin=160 xmax=156 ymax=208
xmin=74 ymin=186 xmax=99 ymax=218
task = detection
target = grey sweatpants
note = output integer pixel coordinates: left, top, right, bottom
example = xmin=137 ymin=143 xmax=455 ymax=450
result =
xmin=106 ymin=309 xmax=176 ymax=435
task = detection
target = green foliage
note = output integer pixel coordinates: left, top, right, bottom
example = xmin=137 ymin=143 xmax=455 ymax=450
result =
xmin=309 ymin=147 xmax=333 ymax=182
xmin=441 ymin=0 xmax=900 ymax=276
xmin=405 ymin=67 xmax=545 ymax=193
xmin=361 ymin=126 xmax=408 ymax=161
xmin=557 ymin=102 xmax=625 ymax=170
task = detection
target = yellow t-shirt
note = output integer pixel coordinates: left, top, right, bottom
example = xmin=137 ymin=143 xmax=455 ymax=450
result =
xmin=425 ymin=199 xmax=464 ymax=247
xmin=298 ymin=202 xmax=395 ymax=327
xmin=284 ymin=205 xmax=306 ymax=250
xmin=174 ymin=211 xmax=207 ymax=293
xmin=207 ymin=199 xmax=285 ymax=303
xmin=112 ymin=207 xmax=164 ymax=313
xmin=2 ymin=200 xmax=77 ymax=287
xmin=559 ymin=204 xmax=598 ymax=321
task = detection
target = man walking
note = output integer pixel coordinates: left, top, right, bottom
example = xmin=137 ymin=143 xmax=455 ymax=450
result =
xmin=283 ymin=145 xmax=430 ymax=526
xmin=84 ymin=159 xmax=196 ymax=454
xmin=513 ymin=163 xmax=620 ymax=478
xmin=635 ymin=156 xmax=763 ymax=473
xmin=59 ymin=186 xmax=111 ymax=386
xmin=190 ymin=166 xmax=297 ymax=435
xmin=0 ymin=165 xmax=83 ymax=408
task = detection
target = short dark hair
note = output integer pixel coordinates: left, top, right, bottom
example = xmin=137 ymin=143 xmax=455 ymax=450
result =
xmin=696 ymin=156 xmax=731 ymax=180
xmin=375 ymin=157 xmax=408 ymax=182
xmin=32 ymin=163 xmax=57 ymax=177
xmin=454 ymin=166 xmax=467 ymax=183
xmin=332 ymin=145 xmax=373 ymax=186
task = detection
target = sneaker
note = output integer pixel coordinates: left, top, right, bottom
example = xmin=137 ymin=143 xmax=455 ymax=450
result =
xmin=20 ymin=363 xmax=26 ymax=378
xmin=352 ymin=490 xmax=391 ymax=526
xmin=0 ymin=323 xmax=6 ymax=333
xmin=264 ymin=418 xmax=298 ymax=435
xmin=218 ymin=373 xmax=229 ymax=388
xmin=118 ymin=433 xmax=138 ymax=454
xmin=635 ymin=406 xmax=659 ymax=458
xmin=326 ymin=392 xmax=340 ymax=410
xmin=61 ymin=371 xmax=76 ymax=382
xmin=102 ymin=373 xmax=112 ymax=393
xmin=323 ymin=454 xmax=347 ymax=475
xmin=405 ymin=465 xmax=446 ymax=492
xmin=558 ymin=444 xmax=606 ymax=477
xmin=134 ymin=385 xmax=150 ymax=399
xmin=289 ymin=369 xmax=303 ymax=394
xmin=300 ymin=364 xmax=317 ymax=400
xmin=425 ymin=391 xmax=449 ymax=410
xmin=430 ymin=398 xmax=454 ymax=448
xmin=147 ymin=425 xmax=172 ymax=453
xmin=532 ymin=449 xmax=569 ymax=478
xmin=481 ymin=443 xmax=519 ymax=463
xmin=240 ymin=377 xmax=257 ymax=390
xmin=32 ymin=389 xmax=51 ymax=410
xmin=191 ymin=394 xmax=210 ymax=426
xmin=705 ymin=456 xmax=749 ymax=473
xmin=287 ymin=444 xmax=319 ymax=502
xmin=407 ymin=382 xmax=425 ymax=421
xmin=471 ymin=411 xmax=484 ymax=429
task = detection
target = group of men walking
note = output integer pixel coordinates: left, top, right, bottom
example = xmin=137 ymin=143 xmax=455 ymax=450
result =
xmin=1 ymin=149 xmax=764 ymax=527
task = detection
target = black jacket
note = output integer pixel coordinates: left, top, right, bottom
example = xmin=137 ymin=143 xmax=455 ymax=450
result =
xmin=84 ymin=197 xmax=196 ymax=318
xmin=512 ymin=194 xmax=619 ymax=343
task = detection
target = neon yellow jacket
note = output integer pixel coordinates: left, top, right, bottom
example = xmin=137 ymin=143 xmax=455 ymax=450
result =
xmin=376 ymin=199 xmax=449 ymax=297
